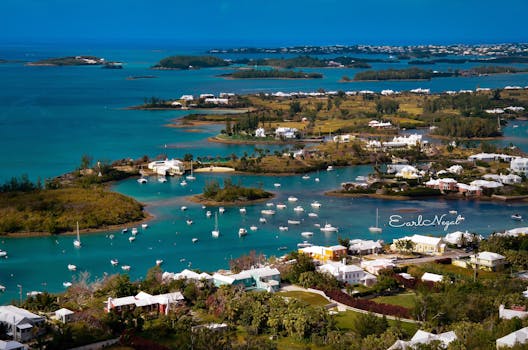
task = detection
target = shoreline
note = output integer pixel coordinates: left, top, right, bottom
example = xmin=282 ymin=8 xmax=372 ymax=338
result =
xmin=186 ymin=193 xmax=275 ymax=206
xmin=428 ymin=134 xmax=503 ymax=141
xmin=207 ymin=136 xmax=299 ymax=145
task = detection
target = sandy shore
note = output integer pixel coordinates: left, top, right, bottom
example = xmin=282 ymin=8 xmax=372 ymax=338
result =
xmin=194 ymin=166 xmax=236 ymax=173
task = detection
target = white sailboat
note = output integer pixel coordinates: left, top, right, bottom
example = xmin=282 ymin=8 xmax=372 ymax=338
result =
xmin=212 ymin=212 xmax=220 ymax=237
xmin=369 ymin=208 xmax=383 ymax=233
xmin=73 ymin=222 xmax=81 ymax=248
xmin=186 ymin=160 xmax=196 ymax=180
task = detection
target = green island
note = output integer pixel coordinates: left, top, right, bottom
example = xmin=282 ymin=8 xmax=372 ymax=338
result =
xmin=189 ymin=178 xmax=273 ymax=205
xmin=152 ymin=55 xmax=229 ymax=69
xmin=238 ymin=55 xmax=377 ymax=69
xmin=0 ymin=158 xmax=145 ymax=236
xmin=220 ymin=68 xmax=323 ymax=79
xmin=26 ymin=56 xmax=107 ymax=66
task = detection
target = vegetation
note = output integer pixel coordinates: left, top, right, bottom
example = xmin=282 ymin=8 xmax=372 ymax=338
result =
xmin=354 ymin=68 xmax=441 ymax=81
xmin=28 ymin=56 xmax=105 ymax=66
xmin=222 ymin=69 xmax=323 ymax=79
xmin=200 ymin=178 xmax=273 ymax=203
xmin=252 ymin=55 xmax=327 ymax=68
xmin=432 ymin=116 xmax=502 ymax=138
xmin=153 ymin=55 xmax=229 ymax=69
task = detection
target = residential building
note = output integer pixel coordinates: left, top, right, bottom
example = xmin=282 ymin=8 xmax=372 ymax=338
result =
xmin=275 ymin=127 xmax=298 ymax=139
xmin=499 ymin=305 xmax=528 ymax=320
xmin=0 ymin=340 xmax=25 ymax=350
xmin=388 ymin=330 xmax=457 ymax=349
xmin=162 ymin=269 xmax=213 ymax=284
xmin=105 ymin=291 xmax=185 ymax=315
xmin=469 ymin=179 xmax=503 ymax=189
xmin=421 ymin=272 xmax=444 ymax=283
xmin=426 ymin=178 xmax=457 ymax=191
xmin=360 ymin=258 xmax=396 ymax=275
xmin=497 ymin=326 xmax=528 ymax=348
xmin=470 ymin=251 xmax=507 ymax=271
xmin=298 ymin=245 xmax=348 ymax=263
xmin=204 ymin=97 xmax=229 ymax=105
xmin=212 ymin=267 xmax=281 ymax=292
xmin=0 ymin=305 xmax=46 ymax=342
xmin=511 ymin=157 xmax=528 ymax=175
xmin=180 ymin=95 xmax=194 ymax=101
xmin=391 ymin=234 xmax=446 ymax=255
xmin=468 ymin=153 xmax=517 ymax=162
xmin=456 ymin=183 xmax=482 ymax=196
xmin=348 ymin=239 xmax=383 ymax=255
xmin=444 ymin=230 xmax=480 ymax=246
xmin=368 ymin=120 xmax=392 ymax=128
xmin=55 ymin=308 xmax=74 ymax=324
xmin=483 ymin=173 xmax=522 ymax=185
xmin=332 ymin=134 xmax=354 ymax=143
xmin=318 ymin=261 xmax=377 ymax=286
xmin=255 ymin=128 xmax=266 ymax=138
xmin=147 ymin=158 xmax=185 ymax=176
xmin=395 ymin=165 xmax=420 ymax=180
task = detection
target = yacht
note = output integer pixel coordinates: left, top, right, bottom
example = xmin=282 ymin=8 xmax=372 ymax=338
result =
xmin=122 ymin=228 xmax=128 ymax=233
xmin=219 ymin=207 xmax=225 ymax=214
xmin=239 ymin=207 xmax=247 ymax=214
xmin=206 ymin=210 xmax=212 ymax=218
xmin=110 ymin=259 xmax=119 ymax=266
xmin=288 ymin=196 xmax=298 ymax=202
xmin=274 ymin=183 xmax=281 ymax=188
xmin=131 ymin=227 xmax=138 ymax=235
xmin=288 ymin=220 xmax=301 ymax=225
xmin=449 ymin=210 xmax=458 ymax=215
xmin=259 ymin=217 xmax=267 ymax=223
xmin=181 ymin=206 xmax=188 ymax=211
xmin=180 ymin=180 xmax=187 ymax=186
xmin=315 ymin=177 xmax=320 ymax=182
xmin=0 ymin=250 xmax=7 ymax=258
xmin=129 ymin=236 xmax=136 ymax=242
xmin=158 ymin=176 xmax=167 ymax=183
xmin=512 ymin=214 xmax=523 ymax=221
xmin=261 ymin=209 xmax=275 ymax=215
xmin=192 ymin=238 xmax=199 ymax=243
xmin=276 ymin=204 xmax=287 ymax=210
xmin=297 ymin=241 xmax=313 ymax=248
xmin=142 ymin=223 xmax=148 ymax=229
xmin=121 ymin=265 xmax=131 ymax=271
xmin=250 ymin=225 xmax=258 ymax=231
xmin=63 ymin=282 xmax=72 ymax=288
xmin=73 ymin=221 xmax=81 ymax=248
xmin=238 ymin=228 xmax=247 ymax=237
xmin=301 ymin=231 xmax=314 ymax=237
xmin=186 ymin=160 xmax=196 ymax=180
xmin=0 ymin=285 xmax=6 ymax=292
xmin=137 ymin=177 xmax=148 ymax=184
xmin=320 ymin=223 xmax=338 ymax=232
xmin=302 ymin=175 xmax=310 ymax=180
xmin=308 ymin=212 xmax=318 ymax=218
xmin=67 ymin=264 xmax=77 ymax=271
xmin=368 ymin=208 xmax=383 ymax=234
xmin=212 ymin=212 xmax=220 ymax=237
xmin=293 ymin=206 xmax=304 ymax=212
xmin=186 ymin=219 xmax=193 ymax=225
xmin=326 ymin=166 xmax=334 ymax=171
xmin=156 ymin=259 xmax=164 ymax=266
xmin=279 ymin=226 xmax=289 ymax=231
xmin=310 ymin=201 xmax=322 ymax=208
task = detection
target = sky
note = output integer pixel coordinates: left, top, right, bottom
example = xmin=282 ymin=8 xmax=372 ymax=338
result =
xmin=1 ymin=0 xmax=527 ymax=46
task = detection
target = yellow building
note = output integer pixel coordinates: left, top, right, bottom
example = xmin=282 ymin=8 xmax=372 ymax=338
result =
xmin=298 ymin=245 xmax=348 ymax=263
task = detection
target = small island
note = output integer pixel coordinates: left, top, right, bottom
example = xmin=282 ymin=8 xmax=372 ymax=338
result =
xmin=26 ymin=55 xmax=107 ymax=66
xmin=220 ymin=69 xmax=323 ymax=79
xmin=189 ymin=178 xmax=273 ymax=205
xmin=152 ymin=55 xmax=229 ymax=69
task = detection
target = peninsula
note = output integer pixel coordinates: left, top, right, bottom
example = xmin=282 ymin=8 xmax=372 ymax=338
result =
xmin=26 ymin=55 xmax=107 ymax=66
xmin=152 ymin=55 xmax=229 ymax=69
xmin=189 ymin=178 xmax=273 ymax=205
xmin=219 ymin=69 xmax=323 ymax=79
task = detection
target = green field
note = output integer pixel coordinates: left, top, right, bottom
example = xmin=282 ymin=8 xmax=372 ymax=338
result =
xmin=277 ymin=291 xmax=330 ymax=307
xmin=335 ymin=310 xmax=419 ymax=335
xmin=372 ymin=292 xmax=417 ymax=309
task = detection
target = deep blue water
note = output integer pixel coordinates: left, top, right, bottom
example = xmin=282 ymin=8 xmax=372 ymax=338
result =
xmin=1 ymin=44 xmax=528 ymax=303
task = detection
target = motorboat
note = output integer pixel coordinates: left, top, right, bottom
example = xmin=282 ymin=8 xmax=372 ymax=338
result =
xmin=137 ymin=177 xmax=148 ymax=184
xmin=250 ymin=225 xmax=258 ymax=231
xmin=73 ymin=222 xmax=81 ymax=248
xmin=0 ymin=285 xmax=6 ymax=292
xmin=288 ymin=220 xmax=301 ymax=225
xmin=122 ymin=228 xmax=128 ymax=233
xmin=266 ymin=202 xmax=275 ymax=207
xmin=310 ymin=201 xmax=322 ymax=208
xmin=368 ymin=208 xmax=383 ymax=234
xmin=261 ymin=209 xmax=275 ymax=215
xmin=180 ymin=180 xmax=187 ymax=186
xmin=449 ymin=210 xmax=458 ymax=215
xmin=279 ymin=226 xmax=289 ymax=231
xmin=206 ymin=210 xmax=212 ymax=218
xmin=512 ymin=214 xmax=523 ymax=221
xmin=301 ymin=231 xmax=314 ymax=237
xmin=315 ymin=177 xmax=320 ymax=182
xmin=274 ymin=183 xmax=281 ymax=188
xmin=63 ymin=282 xmax=72 ymax=288
xmin=192 ymin=238 xmax=199 ymax=243
xmin=158 ymin=177 xmax=167 ymax=183
xmin=308 ymin=212 xmax=318 ymax=218
xmin=276 ymin=204 xmax=287 ymax=210
xmin=186 ymin=219 xmax=193 ymax=225
xmin=121 ymin=265 xmax=131 ymax=271
xmin=239 ymin=207 xmax=247 ymax=214
xmin=297 ymin=241 xmax=313 ymax=248
xmin=142 ymin=223 xmax=148 ymax=229
xmin=259 ymin=217 xmax=267 ymax=223
xmin=129 ymin=236 xmax=136 ymax=242
xmin=327 ymin=166 xmax=334 ymax=171
xmin=293 ymin=206 xmax=304 ymax=212
xmin=181 ymin=206 xmax=188 ymax=211
xmin=219 ymin=207 xmax=225 ymax=214
xmin=288 ymin=196 xmax=298 ymax=202
xmin=212 ymin=212 xmax=220 ymax=237
xmin=302 ymin=175 xmax=310 ymax=180
xmin=320 ymin=223 xmax=338 ymax=232
xmin=202 ymin=205 xmax=206 ymax=209
xmin=131 ymin=227 xmax=138 ymax=235
xmin=110 ymin=259 xmax=119 ymax=266
xmin=156 ymin=259 xmax=164 ymax=266
xmin=238 ymin=228 xmax=247 ymax=237
xmin=0 ymin=250 xmax=7 ymax=258
xmin=67 ymin=264 xmax=77 ymax=271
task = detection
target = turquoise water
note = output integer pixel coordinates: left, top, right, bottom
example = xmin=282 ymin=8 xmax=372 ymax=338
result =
xmin=1 ymin=44 xmax=528 ymax=303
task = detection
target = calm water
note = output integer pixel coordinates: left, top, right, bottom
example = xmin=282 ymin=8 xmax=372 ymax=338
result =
xmin=1 ymin=44 xmax=528 ymax=303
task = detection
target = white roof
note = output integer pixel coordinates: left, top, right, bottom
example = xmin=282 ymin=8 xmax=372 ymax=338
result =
xmin=163 ymin=269 xmax=213 ymax=281
xmin=55 ymin=308 xmax=74 ymax=317
xmin=107 ymin=291 xmax=184 ymax=309
xmin=0 ymin=305 xmax=43 ymax=326
xmin=497 ymin=327 xmax=528 ymax=347
xmin=349 ymin=239 xmax=382 ymax=251
xmin=470 ymin=179 xmax=503 ymax=188
xmin=439 ymin=177 xmax=457 ymax=183
xmin=389 ymin=330 xmax=456 ymax=349
xmin=395 ymin=234 xmax=442 ymax=246
xmin=421 ymin=272 xmax=444 ymax=283
xmin=474 ymin=251 xmax=505 ymax=261
xmin=0 ymin=340 xmax=26 ymax=350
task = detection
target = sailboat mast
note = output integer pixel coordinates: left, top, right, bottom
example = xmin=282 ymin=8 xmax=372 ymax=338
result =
xmin=376 ymin=208 xmax=379 ymax=228
xmin=76 ymin=221 xmax=80 ymax=241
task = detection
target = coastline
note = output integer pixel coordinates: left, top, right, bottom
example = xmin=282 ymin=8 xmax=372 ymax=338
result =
xmin=325 ymin=190 xmax=528 ymax=202
xmin=207 ymin=135 xmax=299 ymax=145
xmin=186 ymin=193 xmax=275 ymax=206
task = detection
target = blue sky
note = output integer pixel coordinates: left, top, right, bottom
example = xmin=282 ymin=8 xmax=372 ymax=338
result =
xmin=1 ymin=0 xmax=527 ymax=45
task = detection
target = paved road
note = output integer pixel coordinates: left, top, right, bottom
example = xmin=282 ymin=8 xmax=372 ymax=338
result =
xmin=395 ymin=250 xmax=471 ymax=266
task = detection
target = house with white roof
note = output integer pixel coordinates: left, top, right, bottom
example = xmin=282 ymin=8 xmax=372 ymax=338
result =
xmin=470 ymin=179 xmax=503 ymax=189
xmin=318 ymin=261 xmax=377 ymax=286
xmin=147 ymin=158 xmax=185 ymax=176
xmin=446 ymin=165 xmax=463 ymax=175
xmin=421 ymin=272 xmax=444 ymax=283
xmin=511 ymin=158 xmax=528 ymax=176
xmin=275 ymin=127 xmax=298 ymax=139
xmin=368 ymin=120 xmax=392 ymax=128
xmin=0 ymin=305 xmax=46 ymax=342
xmin=444 ymin=230 xmax=480 ymax=246
xmin=395 ymin=165 xmax=420 ymax=180
xmin=470 ymin=251 xmax=506 ymax=271
xmin=456 ymin=183 xmax=482 ymax=196
xmin=497 ymin=326 xmax=528 ymax=348
xmin=0 ymin=340 xmax=25 ymax=350
xmin=499 ymin=304 xmax=528 ymax=320
xmin=105 ymin=291 xmax=184 ymax=315
xmin=348 ymin=239 xmax=383 ymax=255
xmin=162 ymin=269 xmax=213 ymax=283
xmin=298 ymin=245 xmax=348 ymax=263
xmin=360 ymin=258 xmax=396 ymax=275
xmin=391 ymin=234 xmax=446 ymax=255
xmin=213 ymin=266 xmax=281 ymax=292
xmin=55 ymin=308 xmax=75 ymax=324
xmin=468 ymin=153 xmax=517 ymax=162
xmin=204 ymin=97 xmax=229 ymax=105
xmin=426 ymin=178 xmax=458 ymax=191
xmin=388 ymin=329 xmax=457 ymax=349
xmin=332 ymin=134 xmax=354 ymax=143
xmin=180 ymin=95 xmax=194 ymax=101
xmin=255 ymin=128 xmax=266 ymax=138
xmin=483 ymin=173 xmax=522 ymax=185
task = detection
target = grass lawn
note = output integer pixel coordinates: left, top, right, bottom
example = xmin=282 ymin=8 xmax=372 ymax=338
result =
xmin=276 ymin=337 xmax=331 ymax=350
xmin=335 ymin=310 xmax=419 ymax=335
xmin=372 ymin=292 xmax=417 ymax=309
xmin=277 ymin=291 xmax=330 ymax=307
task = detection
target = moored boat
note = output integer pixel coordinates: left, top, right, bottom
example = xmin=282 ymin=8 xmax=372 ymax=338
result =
xmin=288 ymin=220 xmax=301 ymax=225
xmin=288 ymin=196 xmax=298 ymax=202
xmin=67 ymin=264 xmax=77 ymax=271
xmin=110 ymin=259 xmax=119 ymax=266
xmin=238 ymin=228 xmax=247 ymax=237
xmin=320 ymin=223 xmax=338 ymax=232
xmin=121 ymin=265 xmax=131 ymax=271
xmin=301 ymin=231 xmax=314 ymax=237
xmin=293 ymin=206 xmax=304 ymax=212
xmin=512 ymin=214 xmax=523 ymax=221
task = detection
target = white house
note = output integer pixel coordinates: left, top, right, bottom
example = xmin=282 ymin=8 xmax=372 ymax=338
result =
xmin=275 ymin=127 xmax=298 ymax=139
xmin=105 ymin=291 xmax=185 ymax=315
xmin=470 ymin=251 xmax=506 ymax=271
xmin=162 ymin=269 xmax=213 ymax=283
xmin=499 ymin=304 xmax=528 ymax=320
xmin=469 ymin=179 xmax=503 ymax=189
xmin=360 ymin=258 xmax=396 ymax=275
xmin=446 ymin=165 xmax=463 ymax=175
xmin=0 ymin=305 xmax=46 ymax=342
xmin=511 ymin=158 xmax=528 ymax=175
xmin=497 ymin=326 xmax=528 ymax=348
xmin=332 ymin=134 xmax=354 ymax=143
xmin=318 ymin=261 xmax=377 ymax=286
xmin=0 ymin=340 xmax=26 ymax=350
xmin=368 ymin=120 xmax=392 ymax=128
xmin=255 ymin=128 xmax=266 ymax=138
xmin=444 ymin=230 xmax=480 ymax=246
xmin=395 ymin=165 xmax=420 ymax=180
xmin=348 ymin=239 xmax=383 ymax=255
xmin=147 ymin=159 xmax=185 ymax=176
xmin=388 ymin=330 xmax=457 ymax=349
xmin=410 ymin=88 xmax=430 ymax=94
xmin=483 ymin=174 xmax=522 ymax=185
xmin=391 ymin=234 xmax=446 ymax=255
xmin=204 ymin=97 xmax=229 ymax=105
xmin=213 ymin=267 xmax=281 ymax=292
xmin=180 ymin=95 xmax=194 ymax=101
xmin=421 ymin=272 xmax=444 ymax=283
xmin=55 ymin=308 xmax=74 ymax=324
xmin=468 ymin=153 xmax=517 ymax=162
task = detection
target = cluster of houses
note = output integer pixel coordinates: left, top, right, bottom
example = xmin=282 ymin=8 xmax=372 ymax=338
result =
xmin=177 ymin=93 xmax=235 ymax=105
xmin=254 ymin=127 xmax=299 ymax=139
xmin=147 ymin=158 xmax=186 ymax=176
xmin=366 ymin=134 xmax=424 ymax=151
